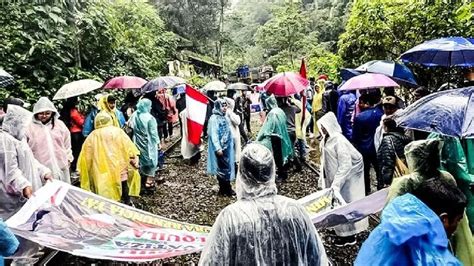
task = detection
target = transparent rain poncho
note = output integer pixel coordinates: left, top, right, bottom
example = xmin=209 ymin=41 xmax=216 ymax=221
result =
xmin=256 ymin=95 xmax=293 ymax=164
xmin=199 ymin=143 xmax=328 ymax=265
xmin=77 ymin=112 xmax=140 ymax=201
xmin=388 ymin=139 xmax=455 ymax=200
xmin=317 ymin=112 xmax=368 ymax=236
xmin=26 ymin=97 xmax=72 ymax=183
xmin=0 ymin=105 xmax=50 ymax=219
xmin=130 ymin=98 xmax=159 ymax=176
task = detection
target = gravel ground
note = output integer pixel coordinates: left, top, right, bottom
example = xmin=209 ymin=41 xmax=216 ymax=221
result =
xmin=55 ymin=113 xmax=378 ymax=265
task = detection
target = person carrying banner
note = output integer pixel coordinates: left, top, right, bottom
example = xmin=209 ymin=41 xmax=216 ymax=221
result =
xmin=207 ymin=99 xmax=235 ymax=197
xmin=78 ymin=112 xmax=140 ymax=203
xmin=256 ymin=95 xmax=293 ymax=181
xmin=26 ymin=97 xmax=73 ymax=183
xmin=0 ymin=105 xmax=53 ymax=219
xmin=129 ymin=98 xmax=160 ymax=193
xmin=355 ymin=178 xmax=466 ymax=266
xmin=199 ymin=143 xmax=328 ymax=265
xmin=317 ymin=112 xmax=368 ymax=247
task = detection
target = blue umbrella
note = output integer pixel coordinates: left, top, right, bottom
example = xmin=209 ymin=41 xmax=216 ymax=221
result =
xmin=356 ymin=60 xmax=418 ymax=88
xmin=340 ymin=68 xmax=361 ymax=81
xmin=400 ymin=37 xmax=474 ymax=67
xmin=394 ymin=86 xmax=474 ymax=138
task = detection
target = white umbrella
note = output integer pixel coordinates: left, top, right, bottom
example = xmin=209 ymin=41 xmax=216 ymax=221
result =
xmin=53 ymin=79 xmax=103 ymax=100
xmin=203 ymin=81 xmax=226 ymax=92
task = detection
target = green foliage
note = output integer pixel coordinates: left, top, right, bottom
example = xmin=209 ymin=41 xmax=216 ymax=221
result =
xmin=338 ymin=0 xmax=474 ymax=68
xmin=307 ymin=47 xmax=344 ymax=82
xmin=0 ymin=0 xmax=177 ymax=103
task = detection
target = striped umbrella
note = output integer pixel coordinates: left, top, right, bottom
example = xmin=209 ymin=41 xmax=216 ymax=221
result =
xmin=0 ymin=69 xmax=15 ymax=88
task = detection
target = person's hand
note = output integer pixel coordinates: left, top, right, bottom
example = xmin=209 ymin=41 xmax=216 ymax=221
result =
xmin=43 ymin=172 xmax=54 ymax=181
xmin=216 ymin=150 xmax=223 ymax=157
xmin=23 ymin=186 xmax=33 ymax=198
xmin=130 ymin=157 xmax=139 ymax=169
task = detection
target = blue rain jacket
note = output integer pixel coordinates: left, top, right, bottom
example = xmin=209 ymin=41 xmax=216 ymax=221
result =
xmin=355 ymin=193 xmax=461 ymax=266
xmin=131 ymin=99 xmax=159 ymax=176
xmin=207 ymin=100 xmax=235 ymax=181
xmin=352 ymin=105 xmax=383 ymax=155
xmin=82 ymin=107 xmax=125 ymax=137
xmin=0 ymin=220 xmax=19 ymax=263
xmin=336 ymin=92 xmax=356 ymax=141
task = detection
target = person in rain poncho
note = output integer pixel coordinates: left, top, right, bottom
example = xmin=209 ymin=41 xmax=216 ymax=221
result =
xmin=207 ymin=99 xmax=235 ymax=197
xmin=179 ymin=108 xmax=201 ymax=164
xmin=336 ymin=90 xmax=357 ymax=141
xmin=317 ymin=112 xmax=368 ymax=246
xmin=312 ymin=78 xmax=326 ymax=136
xmin=97 ymin=95 xmax=126 ymax=128
xmin=130 ymin=99 xmax=160 ymax=191
xmin=355 ymin=178 xmax=466 ymax=266
xmin=388 ymin=139 xmax=454 ymax=201
xmin=224 ymin=97 xmax=242 ymax=165
xmin=199 ymin=143 xmax=328 ymax=265
xmin=291 ymin=96 xmax=311 ymax=160
xmin=0 ymin=105 xmax=52 ymax=219
xmin=78 ymin=112 xmax=140 ymax=203
xmin=26 ymin=97 xmax=73 ymax=183
xmin=426 ymin=134 xmax=474 ymax=265
xmin=256 ymin=95 xmax=293 ymax=181
xmin=0 ymin=220 xmax=19 ymax=262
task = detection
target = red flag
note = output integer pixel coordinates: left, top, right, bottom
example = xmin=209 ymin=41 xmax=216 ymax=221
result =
xmin=299 ymin=58 xmax=307 ymax=127
xmin=185 ymin=85 xmax=209 ymax=145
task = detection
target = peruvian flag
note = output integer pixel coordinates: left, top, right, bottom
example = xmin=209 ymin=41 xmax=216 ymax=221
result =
xmin=185 ymin=85 xmax=209 ymax=145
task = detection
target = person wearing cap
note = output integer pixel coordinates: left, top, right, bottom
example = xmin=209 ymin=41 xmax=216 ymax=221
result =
xmin=383 ymin=87 xmax=405 ymax=109
xmin=374 ymin=96 xmax=402 ymax=151
xmin=199 ymin=143 xmax=328 ymax=265
xmin=26 ymin=97 xmax=73 ymax=183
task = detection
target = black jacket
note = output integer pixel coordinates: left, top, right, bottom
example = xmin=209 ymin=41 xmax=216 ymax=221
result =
xmin=322 ymin=89 xmax=339 ymax=116
xmin=377 ymin=132 xmax=412 ymax=185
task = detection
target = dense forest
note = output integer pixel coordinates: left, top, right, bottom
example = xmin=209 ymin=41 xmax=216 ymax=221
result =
xmin=0 ymin=0 xmax=472 ymax=101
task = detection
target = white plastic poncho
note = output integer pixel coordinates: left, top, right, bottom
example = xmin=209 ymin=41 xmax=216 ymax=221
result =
xmin=0 ymin=105 xmax=50 ymax=219
xmin=179 ymin=109 xmax=200 ymax=160
xmin=26 ymin=97 xmax=72 ymax=183
xmin=224 ymin=97 xmax=242 ymax=163
xmin=199 ymin=143 xmax=328 ymax=265
xmin=317 ymin=112 xmax=368 ymax=236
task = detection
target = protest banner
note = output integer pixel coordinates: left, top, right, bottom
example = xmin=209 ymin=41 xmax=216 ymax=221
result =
xmin=7 ymin=182 xmax=387 ymax=261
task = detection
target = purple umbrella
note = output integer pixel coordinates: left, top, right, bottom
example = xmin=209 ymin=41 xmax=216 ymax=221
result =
xmin=339 ymin=73 xmax=399 ymax=91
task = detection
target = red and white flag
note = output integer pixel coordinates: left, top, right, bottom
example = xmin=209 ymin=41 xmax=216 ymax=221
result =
xmin=185 ymin=85 xmax=209 ymax=145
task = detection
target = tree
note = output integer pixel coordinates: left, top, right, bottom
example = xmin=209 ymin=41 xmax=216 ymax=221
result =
xmin=255 ymin=3 xmax=311 ymax=68
xmin=0 ymin=0 xmax=177 ymax=102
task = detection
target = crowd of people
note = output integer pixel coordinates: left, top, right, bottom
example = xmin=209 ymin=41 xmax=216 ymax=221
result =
xmin=1 ymin=69 xmax=474 ymax=265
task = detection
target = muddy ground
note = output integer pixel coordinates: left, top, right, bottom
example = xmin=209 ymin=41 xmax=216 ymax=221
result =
xmin=56 ymin=113 xmax=377 ymax=266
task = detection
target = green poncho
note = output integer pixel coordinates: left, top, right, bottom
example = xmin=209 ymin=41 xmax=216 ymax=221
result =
xmin=256 ymin=95 xmax=293 ymax=164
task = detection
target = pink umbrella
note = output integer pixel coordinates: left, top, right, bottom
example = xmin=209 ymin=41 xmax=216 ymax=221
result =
xmin=263 ymin=72 xmax=309 ymax=96
xmin=103 ymin=76 xmax=147 ymax=89
xmin=339 ymin=73 xmax=399 ymax=91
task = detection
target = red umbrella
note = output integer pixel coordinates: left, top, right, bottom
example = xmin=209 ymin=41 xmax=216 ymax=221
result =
xmin=103 ymin=76 xmax=147 ymax=89
xmin=263 ymin=72 xmax=309 ymax=96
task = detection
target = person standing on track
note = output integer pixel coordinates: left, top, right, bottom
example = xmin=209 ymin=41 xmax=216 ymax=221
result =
xmin=317 ymin=112 xmax=368 ymax=247
xmin=207 ymin=99 xmax=235 ymax=197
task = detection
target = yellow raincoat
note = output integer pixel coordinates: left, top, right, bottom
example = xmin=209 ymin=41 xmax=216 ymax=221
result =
xmin=312 ymin=79 xmax=326 ymax=135
xmin=77 ymin=112 xmax=140 ymax=201
xmin=98 ymin=95 xmax=121 ymax=127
